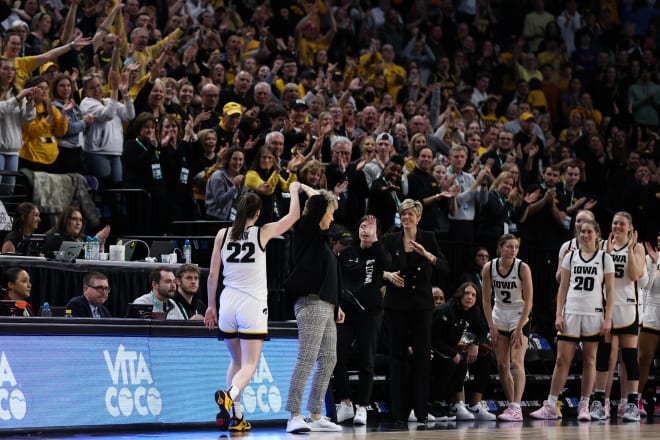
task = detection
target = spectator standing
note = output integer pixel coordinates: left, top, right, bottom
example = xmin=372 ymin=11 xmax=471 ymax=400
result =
xmin=0 ymin=57 xmax=35 ymax=194
xmin=80 ymin=68 xmax=135 ymax=188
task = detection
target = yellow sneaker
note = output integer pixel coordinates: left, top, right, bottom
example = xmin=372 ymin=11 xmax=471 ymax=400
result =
xmin=214 ymin=390 xmax=233 ymax=430
xmin=229 ymin=416 xmax=252 ymax=431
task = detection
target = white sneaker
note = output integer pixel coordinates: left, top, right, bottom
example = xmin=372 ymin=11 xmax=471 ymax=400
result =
xmin=468 ymin=401 xmax=496 ymax=420
xmin=622 ymin=402 xmax=641 ymax=422
xmin=354 ymin=406 xmax=367 ymax=425
xmin=336 ymin=402 xmax=354 ymax=423
xmin=286 ymin=415 xmax=311 ymax=433
xmin=308 ymin=416 xmax=343 ymax=431
xmin=450 ymin=401 xmax=475 ymax=420
xmin=408 ymin=409 xmax=435 ymax=423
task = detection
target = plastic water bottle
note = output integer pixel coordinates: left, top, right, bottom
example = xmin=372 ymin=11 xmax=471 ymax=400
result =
xmin=40 ymin=302 xmax=52 ymax=317
xmin=92 ymin=236 xmax=100 ymax=260
xmin=85 ymin=236 xmax=92 ymax=260
xmin=183 ymin=240 xmax=192 ymax=264
xmin=64 ymin=309 xmax=73 ymax=318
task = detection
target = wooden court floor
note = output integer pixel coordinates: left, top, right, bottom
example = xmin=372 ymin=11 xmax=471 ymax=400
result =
xmin=4 ymin=418 xmax=660 ymax=440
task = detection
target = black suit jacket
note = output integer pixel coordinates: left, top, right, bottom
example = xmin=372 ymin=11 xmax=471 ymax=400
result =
xmin=66 ymin=295 xmax=112 ymax=318
xmin=382 ymin=229 xmax=449 ymax=311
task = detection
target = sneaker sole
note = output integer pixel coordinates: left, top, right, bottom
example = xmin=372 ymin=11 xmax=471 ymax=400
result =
xmin=287 ymin=427 xmax=311 ymax=433
xmin=228 ymin=422 xmax=252 ymax=431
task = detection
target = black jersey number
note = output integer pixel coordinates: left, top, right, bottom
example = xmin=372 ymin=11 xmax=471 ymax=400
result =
xmin=574 ymin=276 xmax=595 ymax=292
xmin=226 ymin=242 xmax=256 ymax=263
xmin=500 ymin=290 xmax=512 ymax=304
xmin=614 ymin=264 xmax=624 ymax=278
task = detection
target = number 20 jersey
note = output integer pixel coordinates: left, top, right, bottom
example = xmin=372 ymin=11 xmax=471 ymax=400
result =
xmin=221 ymin=225 xmax=268 ymax=301
xmin=562 ymin=249 xmax=614 ymax=316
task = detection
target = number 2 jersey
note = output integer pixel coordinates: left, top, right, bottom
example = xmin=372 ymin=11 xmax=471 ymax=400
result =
xmin=490 ymin=257 xmax=525 ymax=309
xmin=221 ymin=225 xmax=268 ymax=301
xmin=562 ymin=249 xmax=614 ymax=316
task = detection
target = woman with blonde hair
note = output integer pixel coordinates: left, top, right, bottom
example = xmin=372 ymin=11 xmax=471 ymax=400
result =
xmin=382 ymin=198 xmax=449 ymax=424
xmin=0 ymin=57 xmax=35 ymax=194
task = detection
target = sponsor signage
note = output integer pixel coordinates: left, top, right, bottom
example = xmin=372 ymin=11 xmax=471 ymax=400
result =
xmin=1 ymin=334 xmax=306 ymax=429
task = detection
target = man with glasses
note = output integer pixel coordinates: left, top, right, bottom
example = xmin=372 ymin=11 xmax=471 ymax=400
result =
xmin=66 ymin=271 xmax=112 ymax=318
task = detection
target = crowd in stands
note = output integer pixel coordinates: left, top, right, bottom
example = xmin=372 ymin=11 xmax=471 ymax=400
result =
xmin=2 ymin=0 xmax=660 ymax=426
xmin=0 ymin=0 xmax=658 ymax=239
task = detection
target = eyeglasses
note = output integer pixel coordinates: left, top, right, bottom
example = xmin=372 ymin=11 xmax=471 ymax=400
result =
xmin=86 ymin=285 xmax=111 ymax=293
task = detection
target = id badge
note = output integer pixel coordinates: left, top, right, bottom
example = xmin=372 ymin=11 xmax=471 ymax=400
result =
xmin=394 ymin=212 xmax=401 ymax=228
xmin=503 ymin=222 xmax=509 ymax=234
xmin=179 ymin=167 xmax=189 ymax=184
xmin=229 ymin=206 xmax=237 ymax=221
xmin=151 ymin=163 xmax=163 ymax=180
xmin=508 ymin=222 xmax=517 ymax=233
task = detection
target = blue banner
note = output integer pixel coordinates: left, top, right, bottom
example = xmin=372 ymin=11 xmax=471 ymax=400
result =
xmin=0 ymin=334 xmax=308 ymax=429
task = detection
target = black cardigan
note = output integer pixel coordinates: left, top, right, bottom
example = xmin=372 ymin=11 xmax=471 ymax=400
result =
xmin=382 ymin=229 xmax=449 ymax=311
xmin=284 ymin=194 xmax=340 ymax=306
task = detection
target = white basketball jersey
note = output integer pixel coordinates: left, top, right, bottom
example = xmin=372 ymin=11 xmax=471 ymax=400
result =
xmin=490 ymin=258 xmax=525 ymax=309
xmin=563 ymin=249 xmax=614 ymax=316
xmin=221 ymin=226 xmax=268 ymax=301
xmin=609 ymin=243 xmax=638 ymax=306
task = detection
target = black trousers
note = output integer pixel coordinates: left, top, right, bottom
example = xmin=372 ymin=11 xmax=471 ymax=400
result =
xmin=333 ymin=311 xmax=382 ymax=405
xmin=430 ymin=352 xmax=492 ymax=403
xmin=385 ymin=308 xmax=432 ymax=422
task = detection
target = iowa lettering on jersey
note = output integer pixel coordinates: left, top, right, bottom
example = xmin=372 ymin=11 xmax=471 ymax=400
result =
xmin=573 ymin=266 xmax=597 ymax=275
xmin=493 ymin=280 xmax=517 ymax=289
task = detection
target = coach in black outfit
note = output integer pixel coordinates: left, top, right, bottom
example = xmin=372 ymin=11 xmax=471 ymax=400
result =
xmin=382 ymin=199 xmax=449 ymax=424
xmin=66 ymin=271 xmax=112 ymax=318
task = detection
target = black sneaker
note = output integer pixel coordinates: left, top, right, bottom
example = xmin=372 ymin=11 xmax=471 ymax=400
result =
xmin=214 ymin=390 xmax=233 ymax=430
xmin=429 ymin=402 xmax=456 ymax=421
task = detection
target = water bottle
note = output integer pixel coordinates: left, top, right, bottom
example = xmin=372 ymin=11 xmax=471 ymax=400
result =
xmin=64 ymin=309 xmax=73 ymax=318
xmin=92 ymin=236 xmax=100 ymax=260
xmin=183 ymin=240 xmax=192 ymax=264
xmin=85 ymin=236 xmax=92 ymax=260
xmin=40 ymin=302 xmax=52 ymax=317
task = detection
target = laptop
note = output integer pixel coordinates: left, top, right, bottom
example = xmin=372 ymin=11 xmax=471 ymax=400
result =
xmin=55 ymin=241 xmax=85 ymax=262
xmin=117 ymin=238 xmax=148 ymax=261
xmin=0 ymin=300 xmax=27 ymax=316
xmin=149 ymin=240 xmax=176 ymax=259
xmin=125 ymin=303 xmax=153 ymax=319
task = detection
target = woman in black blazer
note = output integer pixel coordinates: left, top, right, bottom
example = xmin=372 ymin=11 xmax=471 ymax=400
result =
xmin=382 ymin=199 xmax=449 ymax=424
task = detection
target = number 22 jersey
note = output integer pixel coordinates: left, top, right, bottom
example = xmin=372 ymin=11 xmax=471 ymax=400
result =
xmin=221 ymin=225 xmax=268 ymax=301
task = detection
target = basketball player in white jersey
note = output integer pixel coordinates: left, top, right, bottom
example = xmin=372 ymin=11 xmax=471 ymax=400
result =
xmin=590 ymin=212 xmax=645 ymax=422
xmin=482 ymin=234 xmax=533 ymax=421
xmin=530 ymin=219 xmax=615 ymax=421
xmin=638 ymin=236 xmax=660 ymax=417
xmin=204 ymin=182 xmax=303 ymax=431
xmin=555 ymin=210 xmax=597 ymax=283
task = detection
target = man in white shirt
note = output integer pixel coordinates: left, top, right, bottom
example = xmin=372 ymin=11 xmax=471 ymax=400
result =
xmin=134 ymin=267 xmax=185 ymax=320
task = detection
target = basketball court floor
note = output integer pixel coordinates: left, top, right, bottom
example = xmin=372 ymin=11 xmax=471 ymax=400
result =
xmin=4 ymin=417 xmax=660 ymax=440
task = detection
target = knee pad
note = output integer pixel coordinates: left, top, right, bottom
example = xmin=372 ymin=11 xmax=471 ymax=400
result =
xmin=596 ymin=341 xmax=611 ymax=372
xmin=621 ymin=347 xmax=640 ymax=381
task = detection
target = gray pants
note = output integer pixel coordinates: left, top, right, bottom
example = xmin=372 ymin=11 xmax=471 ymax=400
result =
xmin=286 ymin=294 xmax=337 ymax=414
